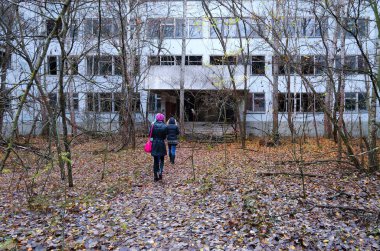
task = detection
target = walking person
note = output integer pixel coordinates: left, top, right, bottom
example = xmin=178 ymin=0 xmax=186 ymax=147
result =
xmin=166 ymin=116 xmax=179 ymax=164
xmin=150 ymin=113 xmax=168 ymax=182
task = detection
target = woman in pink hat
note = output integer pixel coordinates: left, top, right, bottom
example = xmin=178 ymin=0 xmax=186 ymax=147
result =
xmin=149 ymin=113 xmax=168 ymax=182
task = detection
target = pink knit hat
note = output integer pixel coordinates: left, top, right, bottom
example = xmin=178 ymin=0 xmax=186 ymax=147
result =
xmin=156 ymin=113 xmax=165 ymax=121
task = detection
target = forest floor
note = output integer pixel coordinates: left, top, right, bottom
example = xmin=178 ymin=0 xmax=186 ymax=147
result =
xmin=0 ymin=137 xmax=379 ymax=250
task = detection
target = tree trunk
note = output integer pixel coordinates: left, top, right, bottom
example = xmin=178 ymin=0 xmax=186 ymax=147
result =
xmin=179 ymin=0 xmax=187 ymax=136
xmin=368 ymin=84 xmax=378 ymax=171
xmin=271 ymin=0 xmax=280 ymax=144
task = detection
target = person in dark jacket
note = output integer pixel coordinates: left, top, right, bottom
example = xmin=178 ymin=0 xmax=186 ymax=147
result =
xmin=150 ymin=113 xmax=168 ymax=182
xmin=166 ymin=116 xmax=179 ymax=164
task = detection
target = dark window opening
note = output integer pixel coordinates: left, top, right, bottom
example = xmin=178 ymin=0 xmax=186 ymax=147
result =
xmin=0 ymin=88 xmax=12 ymax=110
xmin=48 ymin=56 xmax=59 ymax=75
xmin=100 ymin=93 xmax=112 ymax=112
xmin=46 ymin=18 xmax=62 ymax=37
xmin=315 ymin=55 xmax=327 ymax=74
xmin=148 ymin=93 xmax=161 ymax=112
xmin=253 ymin=93 xmax=265 ymax=112
xmin=132 ymin=92 xmax=141 ymax=112
xmin=65 ymin=93 xmax=79 ymax=111
xmin=345 ymin=92 xmax=356 ymax=111
xmin=278 ymin=92 xmax=323 ymax=112
xmin=251 ymin=56 xmax=265 ymax=75
xmin=335 ymin=55 xmax=367 ymax=74
xmin=148 ymin=56 xmax=160 ymax=66
xmin=273 ymin=56 xmax=295 ymax=75
xmin=246 ymin=93 xmax=253 ymax=111
xmin=175 ymin=56 xmax=203 ymax=65
xmin=114 ymin=56 xmax=123 ymax=75
xmin=301 ymin=56 xmax=314 ymax=75
xmin=48 ymin=93 xmax=58 ymax=108
xmin=0 ymin=51 xmax=11 ymax=69
xmin=210 ymin=55 xmax=237 ymax=65
xmin=65 ymin=57 xmax=79 ymax=75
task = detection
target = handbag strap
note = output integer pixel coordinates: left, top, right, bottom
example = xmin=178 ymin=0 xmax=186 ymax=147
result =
xmin=149 ymin=124 xmax=154 ymax=138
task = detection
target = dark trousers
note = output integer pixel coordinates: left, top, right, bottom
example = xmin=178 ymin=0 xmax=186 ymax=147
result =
xmin=153 ymin=156 xmax=165 ymax=175
xmin=168 ymin=144 xmax=177 ymax=157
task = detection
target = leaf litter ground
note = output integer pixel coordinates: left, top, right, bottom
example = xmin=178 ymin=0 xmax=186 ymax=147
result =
xmin=0 ymin=138 xmax=379 ymax=250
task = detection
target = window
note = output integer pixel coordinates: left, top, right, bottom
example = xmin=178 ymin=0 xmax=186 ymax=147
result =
xmin=148 ymin=93 xmax=161 ymax=112
xmin=87 ymin=93 xmax=98 ymax=112
xmin=47 ymin=56 xmax=60 ymax=75
xmin=0 ymin=88 xmax=11 ymax=110
xmin=48 ymin=93 xmax=58 ymax=108
xmin=358 ymin=93 xmax=367 ymax=111
xmin=345 ymin=92 xmax=367 ymax=112
xmin=100 ymin=93 xmax=112 ymax=112
xmin=84 ymin=18 xmax=116 ymax=37
xmin=87 ymin=92 xmax=138 ymax=113
xmin=188 ymin=19 xmax=202 ymax=38
xmin=147 ymin=18 xmax=203 ymax=39
xmin=148 ymin=56 xmax=160 ymax=66
xmin=345 ymin=92 xmax=356 ymax=111
xmin=160 ymin=56 xmax=175 ymax=65
xmin=175 ymin=56 xmax=203 ymax=65
xmin=114 ymin=56 xmax=123 ymax=75
xmin=66 ymin=93 xmax=79 ymax=111
xmin=98 ymin=56 xmax=112 ymax=75
xmin=68 ymin=19 xmax=79 ymax=39
xmin=301 ymin=56 xmax=314 ymax=75
xmin=0 ymin=51 xmax=11 ymax=69
xmin=251 ymin=56 xmax=265 ymax=75
xmin=46 ymin=18 xmax=62 ymax=37
xmin=48 ymin=92 xmax=79 ymax=110
xmin=315 ymin=55 xmax=327 ymax=74
xmin=253 ymin=93 xmax=265 ymax=112
xmin=282 ymin=18 xmax=298 ymax=37
xmin=161 ymin=18 xmax=175 ymax=38
xmin=300 ymin=17 xmax=327 ymax=37
xmin=278 ymin=17 xmax=327 ymax=38
xmin=279 ymin=93 xmax=300 ymax=112
xmin=65 ymin=56 xmax=79 ymax=75
xmin=86 ymin=56 xmax=121 ymax=76
xmin=149 ymin=56 xmax=202 ymax=66
xmin=335 ymin=55 xmax=367 ymax=74
xmin=246 ymin=93 xmax=253 ymax=111
xmin=240 ymin=18 xmax=266 ymax=38
xmin=147 ymin=19 xmax=160 ymax=38
xmin=278 ymin=92 xmax=323 ymax=112
xmin=341 ymin=18 xmax=368 ymax=38
xmin=132 ymin=92 xmax=141 ymax=112
xmin=129 ymin=18 xmax=141 ymax=38
xmin=210 ymin=55 xmax=237 ymax=65
xmin=273 ymin=56 xmax=295 ymax=75
xmin=210 ymin=17 xmax=238 ymax=38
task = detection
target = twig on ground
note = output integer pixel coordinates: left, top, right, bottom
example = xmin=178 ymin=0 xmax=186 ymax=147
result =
xmin=136 ymin=203 xmax=147 ymax=219
xmin=256 ymin=172 xmax=324 ymax=178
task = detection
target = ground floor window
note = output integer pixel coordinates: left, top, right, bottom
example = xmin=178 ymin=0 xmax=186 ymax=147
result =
xmin=48 ymin=92 xmax=79 ymax=111
xmin=253 ymin=93 xmax=265 ymax=112
xmin=345 ymin=92 xmax=367 ymax=112
xmin=246 ymin=93 xmax=266 ymax=112
xmin=148 ymin=93 xmax=161 ymax=113
xmin=278 ymin=92 xmax=324 ymax=113
xmin=0 ymin=88 xmax=12 ymax=110
xmin=87 ymin=92 xmax=140 ymax=113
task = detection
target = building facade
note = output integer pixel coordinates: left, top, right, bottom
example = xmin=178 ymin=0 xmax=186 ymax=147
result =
xmin=0 ymin=0 xmax=378 ymax=137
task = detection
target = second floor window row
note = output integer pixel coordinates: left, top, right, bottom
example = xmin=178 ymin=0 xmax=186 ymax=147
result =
xmin=46 ymin=17 xmax=368 ymax=40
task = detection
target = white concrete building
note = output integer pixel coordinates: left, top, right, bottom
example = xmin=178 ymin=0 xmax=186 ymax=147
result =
xmin=1 ymin=0 xmax=378 ymax=136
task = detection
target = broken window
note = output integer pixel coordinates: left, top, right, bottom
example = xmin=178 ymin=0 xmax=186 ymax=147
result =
xmin=251 ymin=56 xmax=265 ymax=75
